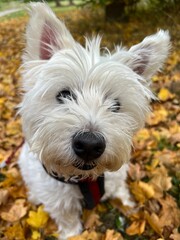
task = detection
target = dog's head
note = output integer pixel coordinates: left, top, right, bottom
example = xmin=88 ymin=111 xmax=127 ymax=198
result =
xmin=19 ymin=3 xmax=170 ymax=179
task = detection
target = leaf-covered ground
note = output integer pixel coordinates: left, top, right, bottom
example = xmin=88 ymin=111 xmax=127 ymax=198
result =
xmin=0 ymin=7 xmax=180 ymax=240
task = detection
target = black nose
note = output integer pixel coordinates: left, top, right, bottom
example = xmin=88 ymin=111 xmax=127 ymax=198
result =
xmin=72 ymin=132 xmax=106 ymax=161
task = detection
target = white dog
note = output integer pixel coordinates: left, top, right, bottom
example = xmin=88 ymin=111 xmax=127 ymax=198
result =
xmin=18 ymin=2 xmax=170 ymax=239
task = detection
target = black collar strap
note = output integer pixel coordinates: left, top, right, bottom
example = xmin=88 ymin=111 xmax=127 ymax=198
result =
xmin=42 ymin=164 xmax=105 ymax=209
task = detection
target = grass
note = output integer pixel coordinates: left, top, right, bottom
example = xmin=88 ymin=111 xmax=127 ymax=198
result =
xmin=0 ymin=0 xmax=25 ymax=11
xmin=0 ymin=0 xmax=84 ymax=21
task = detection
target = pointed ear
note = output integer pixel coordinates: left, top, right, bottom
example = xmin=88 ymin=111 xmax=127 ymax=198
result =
xmin=127 ymin=30 xmax=171 ymax=79
xmin=23 ymin=2 xmax=75 ymax=62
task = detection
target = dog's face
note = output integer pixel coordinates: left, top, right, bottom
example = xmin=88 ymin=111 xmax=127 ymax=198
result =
xmin=20 ymin=3 xmax=170 ymax=179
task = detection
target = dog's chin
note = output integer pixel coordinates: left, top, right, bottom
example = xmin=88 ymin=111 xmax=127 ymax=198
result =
xmin=73 ymin=161 xmax=97 ymax=171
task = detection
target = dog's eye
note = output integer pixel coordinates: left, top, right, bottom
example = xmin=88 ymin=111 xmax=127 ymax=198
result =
xmin=110 ymin=99 xmax=121 ymax=113
xmin=56 ymin=90 xmax=76 ymax=104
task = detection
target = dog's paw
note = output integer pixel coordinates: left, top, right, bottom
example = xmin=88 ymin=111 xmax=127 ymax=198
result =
xmin=58 ymin=221 xmax=83 ymax=240
xmin=112 ymin=186 xmax=135 ymax=207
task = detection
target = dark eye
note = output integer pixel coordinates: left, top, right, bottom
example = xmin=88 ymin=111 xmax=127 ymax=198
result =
xmin=56 ymin=90 xmax=76 ymax=104
xmin=110 ymin=99 xmax=121 ymax=112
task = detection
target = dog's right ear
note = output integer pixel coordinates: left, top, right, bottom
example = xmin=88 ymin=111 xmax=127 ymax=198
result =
xmin=23 ymin=2 xmax=75 ymax=62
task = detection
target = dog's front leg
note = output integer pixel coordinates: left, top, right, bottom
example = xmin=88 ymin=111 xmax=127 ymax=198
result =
xmin=48 ymin=204 xmax=83 ymax=240
xmin=103 ymin=164 xmax=135 ymax=207
xmin=34 ymin=181 xmax=83 ymax=240
xmin=33 ymin=181 xmax=83 ymax=240
xmin=18 ymin=144 xmax=83 ymax=240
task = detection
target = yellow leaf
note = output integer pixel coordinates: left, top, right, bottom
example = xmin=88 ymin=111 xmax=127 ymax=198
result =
xmin=26 ymin=205 xmax=49 ymax=229
xmin=4 ymin=223 xmax=25 ymax=240
xmin=130 ymin=181 xmax=154 ymax=203
xmin=6 ymin=119 xmax=21 ymax=136
xmin=145 ymin=158 xmax=159 ymax=171
xmin=136 ymin=128 xmax=150 ymax=141
xmin=158 ymin=88 xmax=174 ymax=101
xmin=146 ymin=106 xmax=168 ymax=125
xmin=32 ymin=230 xmax=41 ymax=240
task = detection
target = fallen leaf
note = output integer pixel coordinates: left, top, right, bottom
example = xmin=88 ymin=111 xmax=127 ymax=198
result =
xmin=128 ymin=163 xmax=146 ymax=181
xmin=145 ymin=158 xmax=160 ymax=171
xmin=84 ymin=211 xmax=101 ymax=230
xmin=31 ymin=230 xmax=41 ymax=240
xmin=126 ymin=220 xmax=146 ymax=236
xmin=170 ymin=228 xmax=180 ymax=240
xmin=0 ymin=189 xmax=9 ymax=205
xmin=130 ymin=181 xmax=154 ymax=204
xmin=144 ymin=211 xmax=162 ymax=236
xmin=26 ymin=205 xmax=49 ymax=229
xmin=68 ymin=230 xmax=102 ymax=240
xmin=104 ymin=229 xmax=123 ymax=240
xmin=149 ymin=166 xmax=172 ymax=199
xmin=158 ymin=88 xmax=174 ymax=101
xmin=146 ymin=106 xmax=168 ymax=125
xmin=4 ymin=222 xmax=25 ymax=240
xmin=1 ymin=199 xmax=28 ymax=222
xmin=170 ymin=133 xmax=180 ymax=145
xmin=158 ymin=195 xmax=180 ymax=228
xmin=136 ymin=128 xmax=150 ymax=141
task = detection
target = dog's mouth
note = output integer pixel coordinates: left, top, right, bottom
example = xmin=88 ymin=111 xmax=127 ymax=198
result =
xmin=73 ymin=161 xmax=97 ymax=171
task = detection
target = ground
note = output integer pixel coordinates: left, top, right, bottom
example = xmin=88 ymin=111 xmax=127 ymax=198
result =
xmin=0 ymin=5 xmax=180 ymax=240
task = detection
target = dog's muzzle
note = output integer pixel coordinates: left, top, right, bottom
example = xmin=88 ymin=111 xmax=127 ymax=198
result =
xmin=72 ymin=131 xmax=106 ymax=170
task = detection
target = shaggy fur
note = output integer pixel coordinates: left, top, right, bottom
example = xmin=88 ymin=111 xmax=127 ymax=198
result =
xmin=18 ymin=2 xmax=170 ymax=239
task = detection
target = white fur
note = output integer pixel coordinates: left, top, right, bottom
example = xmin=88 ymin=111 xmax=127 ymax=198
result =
xmin=18 ymin=2 xmax=170 ymax=239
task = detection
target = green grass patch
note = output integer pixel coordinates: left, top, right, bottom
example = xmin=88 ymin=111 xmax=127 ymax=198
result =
xmin=0 ymin=10 xmax=26 ymax=21
xmin=0 ymin=1 xmax=81 ymax=21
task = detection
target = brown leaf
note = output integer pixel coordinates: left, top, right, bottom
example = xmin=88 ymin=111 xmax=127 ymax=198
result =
xmin=170 ymin=228 xmax=180 ymax=240
xmin=0 ymin=189 xmax=9 ymax=205
xmin=128 ymin=163 xmax=146 ymax=181
xmin=158 ymin=195 xmax=180 ymax=228
xmin=1 ymin=199 xmax=28 ymax=222
xmin=170 ymin=133 xmax=180 ymax=145
xmin=84 ymin=210 xmax=101 ymax=230
xmin=149 ymin=166 xmax=172 ymax=199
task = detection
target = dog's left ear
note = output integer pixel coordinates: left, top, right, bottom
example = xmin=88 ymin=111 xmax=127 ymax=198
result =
xmin=23 ymin=2 xmax=75 ymax=62
xmin=114 ymin=30 xmax=171 ymax=80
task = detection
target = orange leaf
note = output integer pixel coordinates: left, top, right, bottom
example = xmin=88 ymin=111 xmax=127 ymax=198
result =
xmin=104 ymin=229 xmax=123 ymax=240
xmin=144 ymin=211 xmax=162 ymax=236
xmin=68 ymin=230 xmax=102 ymax=240
xmin=126 ymin=220 xmax=146 ymax=235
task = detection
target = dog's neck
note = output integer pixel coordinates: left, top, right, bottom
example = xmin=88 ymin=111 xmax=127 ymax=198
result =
xmin=42 ymin=163 xmax=83 ymax=184
xmin=42 ymin=163 xmax=105 ymax=209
